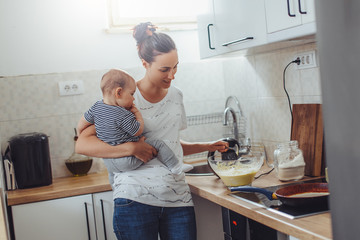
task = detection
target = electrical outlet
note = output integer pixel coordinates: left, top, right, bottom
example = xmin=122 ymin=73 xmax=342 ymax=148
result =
xmin=295 ymin=51 xmax=317 ymax=69
xmin=58 ymin=80 xmax=84 ymax=96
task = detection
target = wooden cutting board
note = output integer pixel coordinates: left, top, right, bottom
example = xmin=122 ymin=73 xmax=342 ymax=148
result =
xmin=291 ymin=104 xmax=324 ymax=176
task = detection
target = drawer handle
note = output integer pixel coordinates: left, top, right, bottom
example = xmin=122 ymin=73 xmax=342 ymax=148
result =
xmin=222 ymin=37 xmax=254 ymax=47
xmin=287 ymin=0 xmax=296 ymax=17
xmin=84 ymin=202 xmax=91 ymax=240
xmin=298 ymin=0 xmax=307 ymax=14
xmin=207 ymin=24 xmax=215 ymax=50
xmin=100 ymin=199 xmax=108 ymax=240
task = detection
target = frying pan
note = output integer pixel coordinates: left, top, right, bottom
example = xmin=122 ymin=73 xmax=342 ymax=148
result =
xmin=230 ymin=183 xmax=329 ymax=207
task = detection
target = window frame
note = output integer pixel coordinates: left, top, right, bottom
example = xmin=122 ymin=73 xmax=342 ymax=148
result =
xmin=105 ymin=0 xmax=199 ymax=33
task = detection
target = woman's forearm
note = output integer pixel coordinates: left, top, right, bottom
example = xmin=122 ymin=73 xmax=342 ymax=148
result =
xmin=75 ymin=125 xmax=133 ymax=158
xmin=180 ymin=140 xmax=209 ymax=156
xmin=75 ymin=125 xmax=157 ymax=161
xmin=180 ymin=140 xmax=228 ymax=156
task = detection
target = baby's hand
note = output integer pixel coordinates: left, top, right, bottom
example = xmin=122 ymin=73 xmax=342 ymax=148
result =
xmin=129 ymin=104 xmax=139 ymax=114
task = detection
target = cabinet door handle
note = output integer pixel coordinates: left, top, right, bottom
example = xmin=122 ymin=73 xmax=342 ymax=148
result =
xmin=84 ymin=202 xmax=91 ymax=240
xmin=222 ymin=37 xmax=254 ymax=47
xmin=207 ymin=24 xmax=215 ymax=50
xmin=298 ymin=0 xmax=307 ymax=14
xmin=100 ymin=199 xmax=108 ymax=240
xmin=287 ymin=0 xmax=296 ymax=17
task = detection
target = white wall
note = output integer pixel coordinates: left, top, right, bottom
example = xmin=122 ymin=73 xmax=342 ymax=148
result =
xmin=0 ymin=0 xmax=200 ymax=76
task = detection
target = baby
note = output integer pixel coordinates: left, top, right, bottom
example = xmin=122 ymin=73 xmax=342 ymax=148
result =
xmin=77 ymin=69 xmax=185 ymax=186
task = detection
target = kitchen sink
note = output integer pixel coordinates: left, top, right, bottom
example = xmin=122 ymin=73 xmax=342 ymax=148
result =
xmin=185 ymin=163 xmax=214 ymax=176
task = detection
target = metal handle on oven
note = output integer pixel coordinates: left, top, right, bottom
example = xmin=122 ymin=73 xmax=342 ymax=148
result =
xmin=222 ymin=37 xmax=254 ymax=47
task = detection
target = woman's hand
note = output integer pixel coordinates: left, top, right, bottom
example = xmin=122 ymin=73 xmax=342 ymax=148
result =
xmin=130 ymin=136 xmax=157 ymax=163
xmin=207 ymin=140 xmax=229 ymax=153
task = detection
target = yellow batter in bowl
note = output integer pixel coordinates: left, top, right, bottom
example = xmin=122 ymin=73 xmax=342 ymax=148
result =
xmin=208 ymin=154 xmax=263 ymax=187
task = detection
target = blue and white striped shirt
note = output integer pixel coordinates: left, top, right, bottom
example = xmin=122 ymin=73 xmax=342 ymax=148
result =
xmin=84 ymin=100 xmax=140 ymax=146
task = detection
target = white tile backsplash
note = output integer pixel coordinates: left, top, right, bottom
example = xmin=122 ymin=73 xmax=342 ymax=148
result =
xmin=0 ymin=42 xmax=321 ymax=178
xmin=223 ymin=56 xmax=259 ymax=99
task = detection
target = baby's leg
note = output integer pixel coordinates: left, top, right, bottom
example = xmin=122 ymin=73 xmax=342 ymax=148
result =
xmin=103 ymin=157 xmax=143 ymax=186
xmin=145 ymin=139 xmax=183 ymax=175
xmin=107 ymin=171 xmax=115 ymax=188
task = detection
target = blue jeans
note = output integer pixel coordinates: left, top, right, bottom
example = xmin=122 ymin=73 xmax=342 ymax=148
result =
xmin=113 ymin=198 xmax=196 ymax=240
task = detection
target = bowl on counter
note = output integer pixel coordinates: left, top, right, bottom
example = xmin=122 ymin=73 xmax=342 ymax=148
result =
xmin=65 ymin=153 xmax=93 ymax=177
xmin=208 ymin=151 xmax=264 ymax=187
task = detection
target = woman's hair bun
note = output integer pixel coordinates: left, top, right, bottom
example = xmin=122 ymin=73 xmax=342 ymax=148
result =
xmin=133 ymin=22 xmax=156 ymax=46
xmin=132 ymin=22 xmax=176 ymax=63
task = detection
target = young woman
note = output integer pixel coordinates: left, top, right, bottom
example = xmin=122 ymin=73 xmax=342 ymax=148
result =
xmin=76 ymin=22 xmax=228 ymax=240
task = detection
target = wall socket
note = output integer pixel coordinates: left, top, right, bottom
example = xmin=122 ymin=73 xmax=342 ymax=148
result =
xmin=295 ymin=50 xmax=317 ymax=69
xmin=58 ymin=80 xmax=84 ymax=96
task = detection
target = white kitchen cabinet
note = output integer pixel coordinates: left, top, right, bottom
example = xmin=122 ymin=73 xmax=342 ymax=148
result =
xmin=197 ymin=0 xmax=225 ymax=58
xmin=213 ymin=0 xmax=267 ymax=53
xmin=12 ymin=194 xmax=97 ymax=240
xmin=197 ymin=0 xmax=267 ymax=59
xmin=264 ymin=0 xmax=316 ymax=42
xmin=197 ymin=14 xmax=223 ymax=58
xmin=93 ymin=191 xmax=116 ymax=240
xmin=11 ymin=191 xmax=115 ymax=240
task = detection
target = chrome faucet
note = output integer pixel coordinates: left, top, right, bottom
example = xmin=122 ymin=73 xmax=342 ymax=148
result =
xmin=224 ymin=96 xmax=251 ymax=155
xmin=223 ymin=107 xmax=239 ymax=142
xmin=225 ymin=96 xmax=243 ymax=118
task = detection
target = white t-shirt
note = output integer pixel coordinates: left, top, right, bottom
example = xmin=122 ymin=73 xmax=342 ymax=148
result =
xmin=112 ymin=85 xmax=194 ymax=207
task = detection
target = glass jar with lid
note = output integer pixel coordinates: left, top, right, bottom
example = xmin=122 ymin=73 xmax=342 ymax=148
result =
xmin=273 ymin=140 xmax=305 ymax=181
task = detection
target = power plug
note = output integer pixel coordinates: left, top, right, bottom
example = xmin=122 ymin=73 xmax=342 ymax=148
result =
xmin=294 ymin=51 xmax=317 ymax=69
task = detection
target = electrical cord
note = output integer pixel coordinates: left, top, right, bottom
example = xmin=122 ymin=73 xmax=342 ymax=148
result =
xmin=283 ymin=58 xmax=301 ymax=127
xmin=255 ymin=59 xmax=300 ymax=181
xmin=254 ymin=167 xmax=274 ymax=179
xmin=254 ymin=58 xmax=300 ymax=181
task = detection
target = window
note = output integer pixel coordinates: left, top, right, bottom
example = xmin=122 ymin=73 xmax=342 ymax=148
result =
xmin=106 ymin=0 xmax=209 ymax=32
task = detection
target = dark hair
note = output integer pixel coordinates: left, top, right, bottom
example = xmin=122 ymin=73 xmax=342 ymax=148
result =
xmin=133 ymin=22 xmax=176 ymax=64
xmin=100 ymin=69 xmax=133 ymax=96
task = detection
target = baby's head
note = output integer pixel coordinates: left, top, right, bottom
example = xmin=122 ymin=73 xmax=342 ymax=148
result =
xmin=101 ymin=69 xmax=136 ymax=109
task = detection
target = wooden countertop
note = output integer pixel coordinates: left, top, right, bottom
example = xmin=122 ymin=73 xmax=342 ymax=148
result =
xmin=186 ymin=166 xmax=332 ymax=240
xmin=6 ymin=171 xmax=112 ymax=206
xmin=6 ymin=168 xmax=332 ymax=240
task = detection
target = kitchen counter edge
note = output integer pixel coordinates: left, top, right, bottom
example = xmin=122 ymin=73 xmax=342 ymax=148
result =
xmin=6 ymin=171 xmax=332 ymax=240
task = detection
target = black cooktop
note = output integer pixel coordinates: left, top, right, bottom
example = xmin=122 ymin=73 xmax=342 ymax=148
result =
xmin=230 ymin=178 xmax=329 ymax=219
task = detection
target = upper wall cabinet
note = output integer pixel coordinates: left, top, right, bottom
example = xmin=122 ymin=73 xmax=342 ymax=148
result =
xmin=264 ymin=0 xmax=316 ymax=42
xmin=197 ymin=0 xmax=267 ymax=58
xmin=197 ymin=0 xmax=316 ymax=59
